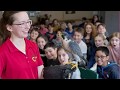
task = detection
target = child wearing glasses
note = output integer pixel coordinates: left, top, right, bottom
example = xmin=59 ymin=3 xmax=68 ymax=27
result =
xmin=107 ymin=32 xmax=120 ymax=65
xmin=87 ymin=34 xmax=107 ymax=69
xmin=95 ymin=46 xmax=120 ymax=79
xmin=0 ymin=11 xmax=44 ymax=79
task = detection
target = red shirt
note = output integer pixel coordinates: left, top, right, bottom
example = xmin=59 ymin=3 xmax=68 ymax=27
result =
xmin=39 ymin=28 xmax=48 ymax=35
xmin=0 ymin=38 xmax=43 ymax=79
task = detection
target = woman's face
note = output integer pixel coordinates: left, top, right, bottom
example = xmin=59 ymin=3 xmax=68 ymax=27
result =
xmin=7 ymin=11 xmax=32 ymax=38
xmin=58 ymin=49 xmax=69 ymax=65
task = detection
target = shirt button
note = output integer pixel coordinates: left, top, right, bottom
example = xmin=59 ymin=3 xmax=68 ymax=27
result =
xmin=28 ymin=61 xmax=29 ymax=63
xmin=26 ymin=57 xmax=28 ymax=59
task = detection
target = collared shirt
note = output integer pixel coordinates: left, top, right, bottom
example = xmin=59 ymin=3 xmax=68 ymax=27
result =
xmin=0 ymin=38 xmax=43 ymax=79
xmin=78 ymin=40 xmax=87 ymax=55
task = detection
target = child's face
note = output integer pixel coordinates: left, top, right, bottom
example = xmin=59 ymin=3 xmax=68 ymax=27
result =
xmin=94 ymin=16 xmax=99 ymax=22
xmin=73 ymin=32 xmax=83 ymax=43
xmin=95 ymin=22 xmax=101 ymax=27
xmin=44 ymin=47 xmax=57 ymax=59
xmin=97 ymin=25 xmax=106 ymax=34
xmin=85 ymin=25 xmax=92 ymax=34
xmin=53 ymin=20 xmax=58 ymax=25
xmin=30 ymin=30 xmax=39 ymax=40
xmin=40 ymin=24 xmax=45 ymax=28
xmin=56 ymin=31 xmax=62 ymax=39
xmin=95 ymin=36 xmax=104 ymax=47
xmin=61 ymin=23 xmax=67 ymax=30
xmin=58 ymin=49 xmax=69 ymax=65
xmin=110 ymin=37 xmax=120 ymax=48
xmin=95 ymin=50 xmax=109 ymax=66
xmin=67 ymin=23 xmax=72 ymax=29
xmin=48 ymin=26 xmax=53 ymax=32
xmin=37 ymin=37 xmax=47 ymax=50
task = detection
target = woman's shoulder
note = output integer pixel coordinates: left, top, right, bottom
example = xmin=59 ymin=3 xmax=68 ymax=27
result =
xmin=25 ymin=38 xmax=37 ymax=46
xmin=25 ymin=38 xmax=39 ymax=52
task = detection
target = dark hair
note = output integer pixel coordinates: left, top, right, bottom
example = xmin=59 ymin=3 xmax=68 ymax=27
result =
xmin=30 ymin=27 xmax=40 ymax=34
xmin=97 ymin=23 xmax=106 ymax=30
xmin=36 ymin=34 xmax=48 ymax=43
xmin=95 ymin=46 xmax=109 ymax=56
xmin=74 ymin=27 xmax=84 ymax=36
xmin=82 ymin=17 xmax=87 ymax=21
xmin=44 ymin=42 xmax=57 ymax=50
xmin=0 ymin=11 xmax=24 ymax=43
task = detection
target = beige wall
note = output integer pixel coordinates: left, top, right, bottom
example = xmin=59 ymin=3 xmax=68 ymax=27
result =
xmin=63 ymin=11 xmax=93 ymax=20
xmin=29 ymin=11 xmax=94 ymax=23
xmin=0 ymin=11 xmax=95 ymax=23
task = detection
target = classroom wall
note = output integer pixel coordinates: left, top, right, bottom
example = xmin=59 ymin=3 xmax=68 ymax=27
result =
xmin=105 ymin=11 xmax=119 ymax=36
xmin=29 ymin=11 xmax=94 ymax=23
xmin=0 ymin=11 xmax=95 ymax=23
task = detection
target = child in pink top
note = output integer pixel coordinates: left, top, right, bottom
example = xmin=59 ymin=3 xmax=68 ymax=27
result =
xmin=108 ymin=32 xmax=120 ymax=65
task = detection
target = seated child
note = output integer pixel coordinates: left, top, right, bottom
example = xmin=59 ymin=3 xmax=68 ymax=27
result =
xmin=95 ymin=46 xmax=120 ymax=79
xmin=57 ymin=47 xmax=81 ymax=79
xmin=43 ymin=47 xmax=81 ymax=79
xmin=36 ymin=35 xmax=48 ymax=67
xmin=108 ymin=32 xmax=120 ymax=65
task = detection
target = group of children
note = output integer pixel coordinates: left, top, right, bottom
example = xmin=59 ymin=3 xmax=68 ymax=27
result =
xmin=25 ymin=16 xmax=120 ymax=79
xmin=0 ymin=12 xmax=119 ymax=79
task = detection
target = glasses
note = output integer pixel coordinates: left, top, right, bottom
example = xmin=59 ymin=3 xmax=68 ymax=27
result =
xmin=95 ymin=56 xmax=107 ymax=61
xmin=12 ymin=20 xmax=32 ymax=28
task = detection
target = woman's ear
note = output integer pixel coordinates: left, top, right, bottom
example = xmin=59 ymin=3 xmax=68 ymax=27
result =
xmin=6 ymin=24 xmax=13 ymax=32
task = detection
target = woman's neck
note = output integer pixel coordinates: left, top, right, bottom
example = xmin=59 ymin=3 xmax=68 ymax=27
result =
xmin=10 ymin=36 xmax=26 ymax=54
xmin=10 ymin=36 xmax=24 ymax=45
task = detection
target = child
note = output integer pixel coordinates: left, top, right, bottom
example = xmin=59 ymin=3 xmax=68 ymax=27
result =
xmin=57 ymin=47 xmax=81 ymax=79
xmin=44 ymin=42 xmax=60 ymax=67
xmin=45 ymin=23 xmax=56 ymax=42
xmin=72 ymin=28 xmax=87 ymax=60
xmin=29 ymin=27 xmax=40 ymax=43
xmin=97 ymin=23 xmax=109 ymax=45
xmin=95 ymin=46 xmax=120 ymax=79
xmin=52 ymin=19 xmax=60 ymax=32
xmin=83 ymin=23 xmax=97 ymax=64
xmin=88 ymin=34 xmax=107 ymax=69
xmin=36 ymin=35 xmax=48 ymax=67
xmin=108 ymin=32 xmax=120 ymax=65
xmin=65 ymin=22 xmax=74 ymax=38
xmin=52 ymin=30 xmax=63 ymax=48
xmin=43 ymin=47 xmax=81 ymax=79
xmin=39 ymin=23 xmax=48 ymax=35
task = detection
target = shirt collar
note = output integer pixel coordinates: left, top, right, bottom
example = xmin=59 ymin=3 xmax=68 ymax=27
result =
xmin=7 ymin=38 xmax=33 ymax=53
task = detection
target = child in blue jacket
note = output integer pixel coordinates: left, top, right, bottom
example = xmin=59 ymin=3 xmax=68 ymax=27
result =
xmin=95 ymin=46 xmax=120 ymax=79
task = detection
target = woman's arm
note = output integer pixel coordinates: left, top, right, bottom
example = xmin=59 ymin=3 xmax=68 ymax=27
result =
xmin=38 ymin=65 xmax=44 ymax=79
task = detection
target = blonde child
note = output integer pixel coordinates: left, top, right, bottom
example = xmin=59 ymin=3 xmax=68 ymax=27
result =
xmin=108 ymin=32 xmax=120 ymax=65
